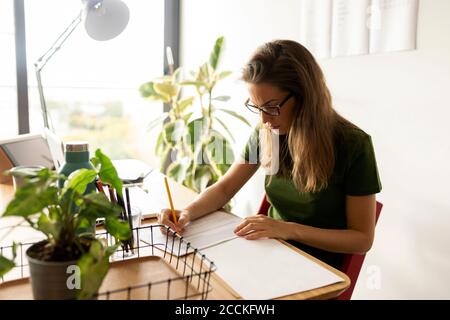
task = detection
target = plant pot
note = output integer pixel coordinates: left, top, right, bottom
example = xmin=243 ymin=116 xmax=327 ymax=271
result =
xmin=26 ymin=241 xmax=79 ymax=300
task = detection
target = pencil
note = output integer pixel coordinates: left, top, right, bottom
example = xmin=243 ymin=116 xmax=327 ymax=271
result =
xmin=164 ymin=177 xmax=178 ymax=224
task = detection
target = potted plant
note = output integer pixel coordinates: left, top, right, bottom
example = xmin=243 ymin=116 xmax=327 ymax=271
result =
xmin=0 ymin=149 xmax=131 ymax=300
xmin=139 ymin=36 xmax=251 ymax=194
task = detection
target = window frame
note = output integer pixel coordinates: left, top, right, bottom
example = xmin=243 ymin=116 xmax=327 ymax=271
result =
xmin=12 ymin=0 xmax=179 ymax=134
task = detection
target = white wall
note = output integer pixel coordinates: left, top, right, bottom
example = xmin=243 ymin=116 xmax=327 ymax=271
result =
xmin=181 ymin=0 xmax=450 ymax=299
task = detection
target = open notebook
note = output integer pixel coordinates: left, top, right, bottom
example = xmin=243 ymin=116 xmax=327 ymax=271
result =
xmin=142 ymin=211 xmax=241 ymax=253
xmin=143 ymin=210 xmax=345 ymax=299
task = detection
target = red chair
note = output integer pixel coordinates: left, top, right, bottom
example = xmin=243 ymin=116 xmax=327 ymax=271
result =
xmin=256 ymin=194 xmax=383 ymax=300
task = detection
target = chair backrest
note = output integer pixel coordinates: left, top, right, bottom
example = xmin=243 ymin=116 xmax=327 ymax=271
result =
xmin=336 ymin=201 xmax=383 ymax=300
xmin=256 ymin=194 xmax=383 ymax=300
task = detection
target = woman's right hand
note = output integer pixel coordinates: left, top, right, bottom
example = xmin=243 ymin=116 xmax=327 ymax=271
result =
xmin=158 ymin=209 xmax=191 ymax=235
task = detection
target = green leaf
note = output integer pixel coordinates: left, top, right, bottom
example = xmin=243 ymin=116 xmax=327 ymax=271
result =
xmin=63 ymin=169 xmax=97 ymax=196
xmin=139 ymin=82 xmax=168 ymax=101
xmin=186 ymin=118 xmax=205 ymax=153
xmin=155 ymin=131 xmax=165 ymax=156
xmin=105 ymin=217 xmax=131 ymax=241
xmin=78 ymin=193 xmax=122 ymax=228
xmin=5 ymin=166 xmax=46 ymax=179
xmin=194 ymin=165 xmax=213 ymax=192
xmin=0 ymin=255 xmax=15 ymax=277
xmin=216 ymin=70 xmax=232 ymax=81
xmin=213 ymin=116 xmax=235 ymax=143
xmin=216 ymin=108 xmax=251 ymax=126
xmin=77 ymin=240 xmax=116 ymax=300
xmin=177 ymin=96 xmax=195 ymax=114
xmin=37 ymin=213 xmax=61 ymax=239
xmin=198 ymin=63 xmax=212 ymax=83
xmin=206 ymin=130 xmax=235 ymax=166
xmin=209 ymin=36 xmax=224 ymax=70
xmin=182 ymin=112 xmax=193 ymax=123
xmin=159 ymin=147 xmax=173 ymax=174
xmin=3 ymin=184 xmax=58 ymax=218
xmin=92 ymin=149 xmax=123 ymax=199
xmin=154 ymin=82 xmax=178 ymax=100
xmin=166 ymin=158 xmax=190 ymax=183
xmin=179 ymin=80 xmax=207 ymax=88
xmin=212 ymin=95 xmax=230 ymax=102
xmin=172 ymin=67 xmax=183 ymax=84
xmin=163 ymin=120 xmax=185 ymax=145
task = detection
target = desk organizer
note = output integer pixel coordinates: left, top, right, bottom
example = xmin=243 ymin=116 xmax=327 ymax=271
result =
xmin=0 ymin=225 xmax=216 ymax=300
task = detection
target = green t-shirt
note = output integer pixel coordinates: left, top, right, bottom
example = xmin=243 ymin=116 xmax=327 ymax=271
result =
xmin=241 ymin=124 xmax=382 ymax=268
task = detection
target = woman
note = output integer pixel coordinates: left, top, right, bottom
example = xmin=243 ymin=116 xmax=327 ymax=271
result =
xmin=159 ymin=40 xmax=382 ymax=268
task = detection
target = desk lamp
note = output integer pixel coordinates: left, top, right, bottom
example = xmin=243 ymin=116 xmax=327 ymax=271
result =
xmin=34 ymin=0 xmax=130 ymax=131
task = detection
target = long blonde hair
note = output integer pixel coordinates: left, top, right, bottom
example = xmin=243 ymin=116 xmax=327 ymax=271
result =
xmin=242 ymin=40 xmax=354 ymax=193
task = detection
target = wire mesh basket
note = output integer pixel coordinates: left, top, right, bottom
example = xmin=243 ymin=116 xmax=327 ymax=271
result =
xmin=0 ymin=224 xmax=216 ymax=300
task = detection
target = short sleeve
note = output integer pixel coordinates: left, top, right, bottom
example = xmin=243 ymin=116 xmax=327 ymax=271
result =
xmin=345 ymin=134 xmax=382 ymax=196
xmin=240 ymin=127 xmax=260 ymax=164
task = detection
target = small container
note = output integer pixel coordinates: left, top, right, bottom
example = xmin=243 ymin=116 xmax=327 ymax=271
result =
xmin=58 ymin=141 xmax=95 ymax=193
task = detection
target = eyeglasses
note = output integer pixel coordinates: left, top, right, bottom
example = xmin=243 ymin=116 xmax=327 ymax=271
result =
xmin=244 ymin=92 xmax=294 ymax=116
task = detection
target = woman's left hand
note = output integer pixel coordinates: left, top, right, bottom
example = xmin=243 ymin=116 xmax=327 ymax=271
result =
xmin=234 ymin=214 xmax=293 ymax=240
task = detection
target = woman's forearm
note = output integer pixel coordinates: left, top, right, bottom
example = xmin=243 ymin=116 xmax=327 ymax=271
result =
xmin=286 ymin=222 xmax=373 ymax=254
xmin=183 ymin=183 xmax=230 ymax=220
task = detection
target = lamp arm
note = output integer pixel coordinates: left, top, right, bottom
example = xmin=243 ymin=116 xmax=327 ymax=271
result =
xmin=34 ymin=12 xmax=82 ymax=130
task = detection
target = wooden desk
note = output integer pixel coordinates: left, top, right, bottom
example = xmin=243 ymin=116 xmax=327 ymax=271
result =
xmin=0 ymin=172 xmax=350 ymax=300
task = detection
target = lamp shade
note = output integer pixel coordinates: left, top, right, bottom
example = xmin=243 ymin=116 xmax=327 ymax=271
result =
xmin=83 ymin=0 xmax=129 ymax=41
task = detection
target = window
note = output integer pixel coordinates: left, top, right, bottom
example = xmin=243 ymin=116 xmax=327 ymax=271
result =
xmin=25 ymin=0 xmax=165 ymax=164
xmin=0 ymin=0 xmax=18 ymax=137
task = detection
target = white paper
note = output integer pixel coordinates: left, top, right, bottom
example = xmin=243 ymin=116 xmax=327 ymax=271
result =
xmin=300 ymin=0 xmax=333 ymax=59
xmin=202 ymin=237 xmax=344 ymax=300
xmin=331 ymin=0 xmax=371 ymax=57
xmin=369 ymin=0 xmax=419 ymax=53
xmin=143 ymin=211 xmax=241 ymax=256
xmin=128 ymin=186 xmax=163 ymax=218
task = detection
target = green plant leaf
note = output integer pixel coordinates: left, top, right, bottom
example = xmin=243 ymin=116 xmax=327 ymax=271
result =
xmin=152 ymin=75 xmax=173 ymax=82
xmin=92 ymin=149 xmax=123 ymax=199
xmin=206 ymin=130 xmax=235 ymax=167
xmin=139 ymin=81 xmax=168 ymax=101
xmin=198 ymin=63 xmax=212 ymax=83
xmin=155 ymin=131 xmax=165 ymax=156
xmin=77 ymin=240 xmax=117 ymax=300
xmin=63 ymin=169 xmax=97 ymax=196
xmin=186 ymin=118 xmax=205 ymax=153
xmin=3 ymin=184 xmax=58 ymax=218
xmin=154 ymin=82 xmax=178 ymax=100
xmin=0 ymin=255 xmax=15 ymax=277
xmin=78 ymin=193 xmax=122 ymax=229
xmin=166 ymin=158 xmax=190 ymax=183
xmin=212 ymin=95 xmax=230 ymax=102
xmin=172 ymin=67 xmax=183 ymax=84
xmin=182 ymin=112 xmax=193 ymax=124
xmin=179 ymin=80 xmax=207 ymax=88
xmin=37 ymin=213 xmax=61 ymax=240
xmin=159 ymin=147 xmax=173 ymax=174
xmin=216 ymin=70 xmax=232 ymax=81
xmin=193 ymin=165 xmax=213 ymax=192
xmin=216 ymin=108 xmax=251 ymax=126
xmin=177 ymin=96 xmax=195 ymax=114
xmin=163 ymin=120 xmax=185 ymax=145
xmin=209 ymin=36 xmax=224 ymax=70
xmin=105 ymin=217 xmax=131 ymax=241
xmin=213 ymin=116 xmax=235 ymax=143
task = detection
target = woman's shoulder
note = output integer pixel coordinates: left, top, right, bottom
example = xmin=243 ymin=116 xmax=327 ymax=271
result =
xmin=335 ymin=120 xmax=373 ymax=157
